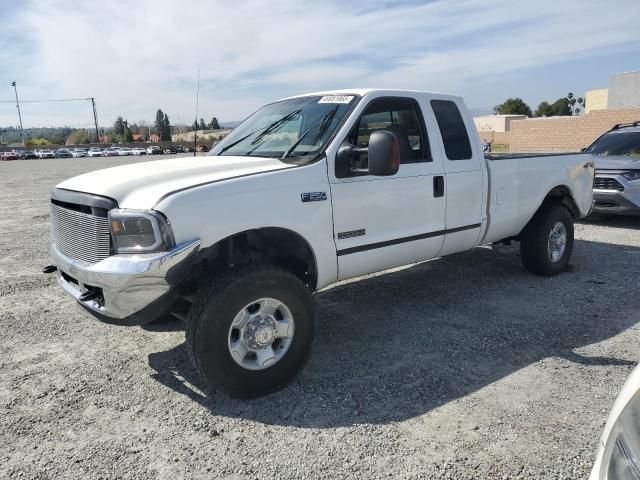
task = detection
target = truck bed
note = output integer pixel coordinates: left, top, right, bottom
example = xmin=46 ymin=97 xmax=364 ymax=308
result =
xmin=481 ymin=152 xmax=594 ymax=244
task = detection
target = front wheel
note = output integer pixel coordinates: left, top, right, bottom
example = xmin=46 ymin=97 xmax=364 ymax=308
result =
xmin=520 ymin=204 xmax=574 ymax=276
xmin=186 ymin=265 xmax=315 ymax=398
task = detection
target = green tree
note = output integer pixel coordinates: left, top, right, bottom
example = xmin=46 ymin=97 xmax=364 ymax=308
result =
xmin=155 ymin=109 xmax=166 ymax=138
xmin=66 ymin=129 xmax=90 ymax=145
xmin=494 ymin=98 xmax=532 ymax=117
xmin=25 ymin=137 xmax=49 ymax=146
xmin=537 ymin=94 xmax=584 ymax=117
xmin=535 ymin=101 xmax=553 ymax=117
xmin=198 ymin=118 xmax=206 ymax=130
xmin=123 ymin=121 xmax=133 ymax=142
xmin=162 ymin=113 xmax=171 ymax=141
xmin=209 ymin=117 xmax=221 ymax=129
xmin=566 ymin=92 xmax=584 ymax=115
xmin=154 ymin=109 xmax=172 ymax=141
xmin=550 ymin=97 xmax=571 ymax=116
xmin=113 ymin=116 xmax=125 ymax=137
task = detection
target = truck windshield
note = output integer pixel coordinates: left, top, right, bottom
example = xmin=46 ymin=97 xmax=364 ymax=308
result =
xmin=587 ymin=130 xmax=640 ymax=156
xmin=210 ymin=95 xmax=358 ymax=163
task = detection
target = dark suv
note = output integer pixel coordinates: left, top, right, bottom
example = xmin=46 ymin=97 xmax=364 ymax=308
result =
xmin=19 ymin=150 xmax=38 ymax=159
xmin=55 ymin=148 xmax=74 ymax=158
xmin=165 ymin=145 xmax=185 ymax=154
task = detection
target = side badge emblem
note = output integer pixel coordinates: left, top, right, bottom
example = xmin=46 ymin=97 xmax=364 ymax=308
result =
xmin=301 ymin=192 xmax=327 ymax=202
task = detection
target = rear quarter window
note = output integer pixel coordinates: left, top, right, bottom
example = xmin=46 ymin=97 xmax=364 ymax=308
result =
xmin=431 ymin=100 xmax=472 ymax=160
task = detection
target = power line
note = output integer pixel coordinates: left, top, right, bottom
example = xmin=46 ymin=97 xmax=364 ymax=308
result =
xmin=0 ymin=97 xmax=92 ymax=104
xmin=1 ymin=123 xmax=97 ymax=131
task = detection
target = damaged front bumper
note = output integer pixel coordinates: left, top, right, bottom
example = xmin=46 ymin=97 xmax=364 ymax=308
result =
xmin=51 ymin=239 xmax=200 ymax=325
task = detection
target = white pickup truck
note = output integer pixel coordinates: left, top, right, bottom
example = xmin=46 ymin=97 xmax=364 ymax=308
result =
xmin=48 ymin=89 xmax=594 ymax=397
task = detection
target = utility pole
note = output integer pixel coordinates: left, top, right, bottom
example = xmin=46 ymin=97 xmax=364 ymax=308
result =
xmin=11 ymin=82 xmax=24 ymax=146
xmin=90 ymin=97 xmax=100 ymax=143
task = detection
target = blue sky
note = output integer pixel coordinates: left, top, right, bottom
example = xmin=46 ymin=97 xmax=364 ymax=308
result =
xmin=0 ymin=0 xmax=639 ymax=128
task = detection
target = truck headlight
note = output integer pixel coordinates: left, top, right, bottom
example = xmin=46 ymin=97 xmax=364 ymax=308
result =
xmin=622 ymin=170 xmax=640 ymax=182
xmin=108 ymin=209 xmax=175 ymax=253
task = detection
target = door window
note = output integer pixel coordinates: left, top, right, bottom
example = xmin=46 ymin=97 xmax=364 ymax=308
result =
xmin=344 ymin=97 xmax=430 ymax=173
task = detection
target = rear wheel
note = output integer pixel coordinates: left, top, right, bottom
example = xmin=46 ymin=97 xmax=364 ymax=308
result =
xmin=186 ymin=264 xmax=315 ymax=398
xmin=520 ymin=204 xmax=574 ymax=276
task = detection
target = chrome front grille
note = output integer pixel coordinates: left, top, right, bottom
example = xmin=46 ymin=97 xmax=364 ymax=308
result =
xmin=51 ymin=203 xmax=111 ymax=263
xmin=594 ymin=177 xmax=624 ymax=191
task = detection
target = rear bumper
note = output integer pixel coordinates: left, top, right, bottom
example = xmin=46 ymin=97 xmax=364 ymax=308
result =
xmin=52 ymin=239 xmax=200 ymax=325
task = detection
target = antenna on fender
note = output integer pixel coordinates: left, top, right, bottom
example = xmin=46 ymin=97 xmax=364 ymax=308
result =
xmin=194 ymin=68 xmax=200 ymax=157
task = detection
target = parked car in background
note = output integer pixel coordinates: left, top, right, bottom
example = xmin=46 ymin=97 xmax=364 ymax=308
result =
xmin=1 ymin=151 xmax=19 ymax=161
xmin=37 ymin=149 xmax=55 ymax=159
xmin=19 ymin=150 xmax=38 ymax=159
xmin=588 ymin=121 xmax=640 ymax=216
xmin=56 ymin=149 xmax=73 ymax=158
xmin=590 ymin=363 xmax=640 ymax=479
xmin=102 ymin=148 xmax=120 ymax=157
xmin=132 ymin=147 xmax=147 ymax=156
xmin=165 ymin=144 xmax=185 ymax=154
xmin=146 ymin=145 xmax=162 ymax=155
xmin=118 ymin=147 xmax=133 ymax=156
xmin=72 ymin=148 xmax=88 ymax=158
xmin=87 ymin=148 xmax=103 ymax=157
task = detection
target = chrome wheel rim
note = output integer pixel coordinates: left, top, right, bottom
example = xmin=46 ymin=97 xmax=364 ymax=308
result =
xmin=547 ymin=221 xmax=567 ymax=262
xmin=227 ymin=298 xmax=295 ymax=371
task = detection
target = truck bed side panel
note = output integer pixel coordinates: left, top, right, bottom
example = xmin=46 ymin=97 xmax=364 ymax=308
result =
xmin=483 ymin=154 xmax=594 ymax=243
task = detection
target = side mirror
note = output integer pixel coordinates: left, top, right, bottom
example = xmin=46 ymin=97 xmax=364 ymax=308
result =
xmin=368 ymin=130 xmax=400 ymax=176
xmin=335 ymin=141 xmax=356 ymax=178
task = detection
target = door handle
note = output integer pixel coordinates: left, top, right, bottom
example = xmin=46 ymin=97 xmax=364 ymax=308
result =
xmin=433 ymin=176 xmax=444 ymax=197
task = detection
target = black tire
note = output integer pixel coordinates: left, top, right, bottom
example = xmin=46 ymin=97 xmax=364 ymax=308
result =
xmin=185 ymin=264 xmax=315 ymax=398
xmin=520 ymin=204 xmax=574 ymax=276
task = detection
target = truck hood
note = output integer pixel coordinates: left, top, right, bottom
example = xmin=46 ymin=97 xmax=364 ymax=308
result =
xmin=56 ymin=155 xmax=294 ymax=209
xmin=594 ymin=155 xmax=640 ymax=171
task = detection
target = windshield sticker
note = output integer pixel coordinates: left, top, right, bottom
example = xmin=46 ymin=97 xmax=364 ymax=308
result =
xmin=318 ymin=95 xmax=354 ymax=104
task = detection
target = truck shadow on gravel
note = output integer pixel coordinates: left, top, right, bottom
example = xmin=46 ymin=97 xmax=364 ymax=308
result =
xmin=148 ymin=239 xmax=638 ymax=428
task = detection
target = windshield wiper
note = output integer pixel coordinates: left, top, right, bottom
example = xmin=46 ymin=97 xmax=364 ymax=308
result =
xmin=216 ymin=109 xmax=302 ymax=155
xmin=250 ymin=110 xmax=302 ymax=145
xmin=281 ymin=105 xmax=339 ymax=159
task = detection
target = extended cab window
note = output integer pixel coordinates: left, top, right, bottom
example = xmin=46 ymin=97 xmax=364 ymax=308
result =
xmin=347 ymin=97 xmax=430 ymax=170
xmin=431 ymin=100 xmax=472 ymax=160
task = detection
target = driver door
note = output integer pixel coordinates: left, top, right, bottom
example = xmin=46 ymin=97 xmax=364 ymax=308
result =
xmin=329 ymin=95 xmax=447 ymax=280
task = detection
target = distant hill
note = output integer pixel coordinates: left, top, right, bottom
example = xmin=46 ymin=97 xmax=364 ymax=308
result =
xmin=172 ymin=129 xmax=231 ymax=143
xmin=0 ymin=126 xmax=73 ymax=145
xmin=221 ymin=121 xmax=241 ymax=129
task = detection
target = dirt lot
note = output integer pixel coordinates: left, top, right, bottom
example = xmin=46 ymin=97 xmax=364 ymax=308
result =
xmin=1 ymin=156 xmax=639 ymax=479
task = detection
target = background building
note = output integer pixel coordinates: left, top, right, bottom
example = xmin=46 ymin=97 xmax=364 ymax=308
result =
xmin=474 ymin=70 xmax=640 ymax=152
xmin=585 ymin=71 xmax=640 ymax=112
xmin=473 ymin=114 xmax=527 ymax=133
xmin=608 ymin=71 xmax=640 ymax=108
xmin=584 ymin=88 xmax=608 ymax=113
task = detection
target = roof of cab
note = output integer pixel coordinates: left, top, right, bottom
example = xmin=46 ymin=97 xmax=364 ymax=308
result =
xmin=281 ymin=88 xmax=461 ymax=101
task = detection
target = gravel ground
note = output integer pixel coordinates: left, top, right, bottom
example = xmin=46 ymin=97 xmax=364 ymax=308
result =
xmin=1 ymin=156 xmax=639 ymax=479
